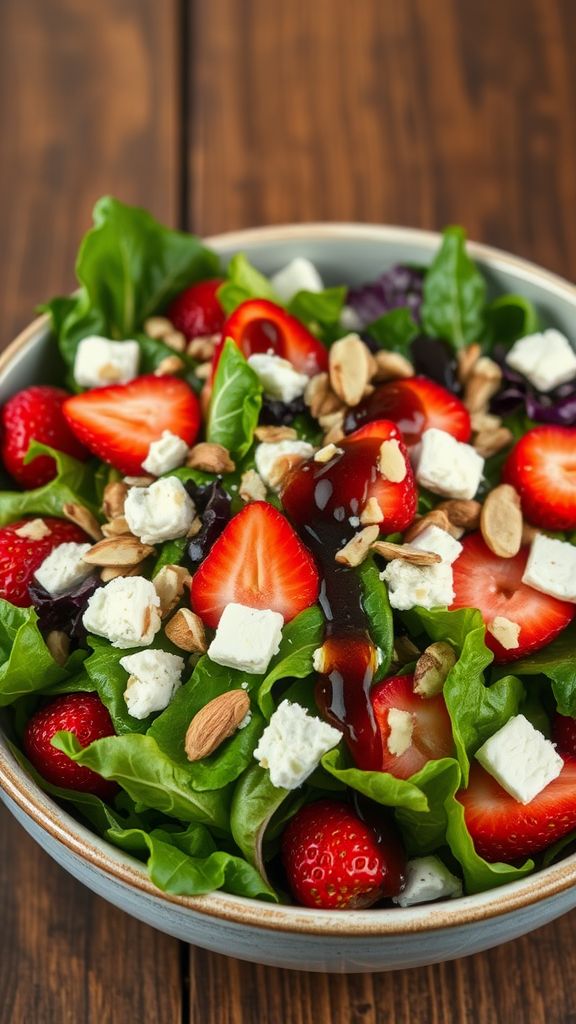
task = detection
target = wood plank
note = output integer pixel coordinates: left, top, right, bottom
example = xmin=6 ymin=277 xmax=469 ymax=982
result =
xmin=0 ymin=1 xmax=183 ymax=1021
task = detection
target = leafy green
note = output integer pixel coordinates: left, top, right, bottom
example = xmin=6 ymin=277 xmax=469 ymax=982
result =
xmin=0 ymin=443 xmax=101 ymax=525
xmin=445 ymin=788 xmax=533 ymax=894
xmin=151 ymin=537 xmax=188 ymax=576
xmin=0 ymin=601 xmax=87 ymax=706
xmin=505 ymin=622 xmax=576 ymax=716
xmin=421 ymin=226 xmax=487 ymax=349
xmin=257 ymin=606 xmax=324 ymax=719
xmin=82 ymin=637 xmax=158 ymax=735
xmin=365 ymin=307 xmax=419 ymax=354
xmin=230 ymin=764 xmax=290 ymax=877
xmin=218 ymin=254 xmax=278 ymax=314
xmin=483 ymin=294 xmax=539 ymax=351
xmin=288 ymin=287 xmax=347 ymax=337
xmin=358 ymin=558 xmax=394 ymax=680
xmin=321 ymin=747 xmax=428 ymax=811
xmin=207 ymin=339 xmax=262 ymax=458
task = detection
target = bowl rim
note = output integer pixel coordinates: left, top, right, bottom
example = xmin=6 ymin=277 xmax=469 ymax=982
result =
xmin=2 ymin=220 xmax=576 ymax=937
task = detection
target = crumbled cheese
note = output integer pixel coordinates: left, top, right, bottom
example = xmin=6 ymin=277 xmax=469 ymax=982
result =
xmin=270 ymin=257 xmax=324 ymax=302
xmin=14 ymin=519 xmax=52 ymax=540
xmin=73 ymin=335 xmax=140 ymax=388
xmin=475 ymin=714 xmax=563 ymax=804
xmin=254 ymin=440 xmax=315 ymax=490
xmin=387 ymin=708 xmax=414 ymax=756
xmin=124 ymin=476 xmax=195 ymax=545
xmin=380 ymin=559 xmax=454 ymax=610
xmin=82 ymin=575 xmax=162 ymax=649
xmin=339 ymin=305 xmax=364 ymax=333
xmin=393 ymin=857 xmax=463 ymax=907
xmin=522 ymin=534 xmax=576 ymax=603
xmin=120 ymin=649 xmax=185 ymax=719
xmin=34 ymin=542 xmax=95 ymax=595
xmin=248 ymin=352 xmax=309 ymax=403
xmin=254 ymin=699 xmax=341 ymax=789
xmin=506 ymin=329 xmax=576 ymax=393
xmin=410 ymin=524 xmax=463 ymax=565
xmin=141 ymin=431 xmax=189 ymax=476
xmin=414 ymin=428 xmax=484 ymax=500
xmin=208 ymin=603 xmax=284 ymax=675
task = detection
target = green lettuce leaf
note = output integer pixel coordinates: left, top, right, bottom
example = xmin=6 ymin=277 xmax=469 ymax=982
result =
xmin=230 ymin=763 xmax=290 ymax=878
xmin=320 ymin=747 xmax=428 ymax=812
xmin=358 ymin=557 xmax=394 ymax=679
xmin=218 ymin=254 xmax=278 ymax=314
xmin=257 ymin=606 xmax=324 ymax=719
xmin=483 ymin=294 xmax=539 ymax=351
xmin=82 ymin=637 xmax=162 ymax=735
xmin=503 ymin=622 xmax=576 ymax=716
xmin=207 ymin=339 xmax=262 ymax=458
xmin=288 ymin=287 xmax=347 ymax=337
xmin=0 ymin=601 xmax=87 ymax=706
xmin=421 ymin=226 xmax=487 ymax=349
xmin=365 ymin=308 xmax=419 ymax=354
xmin=0 ymin=442 xmax=101 ymax=525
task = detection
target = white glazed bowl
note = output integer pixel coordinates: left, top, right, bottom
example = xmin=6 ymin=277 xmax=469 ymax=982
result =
xmin=2 ymin=224 xmax=576 ymax=973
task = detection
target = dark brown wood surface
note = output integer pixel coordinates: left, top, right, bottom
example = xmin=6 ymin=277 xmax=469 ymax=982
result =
xmin=2 ymin=0 xmax=576 ymax=1020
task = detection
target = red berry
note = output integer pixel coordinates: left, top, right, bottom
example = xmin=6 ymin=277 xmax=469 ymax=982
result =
xmin=552 ymin=712 xmax=576 ymax=756
xmin=282 ymin=799 xmax=406 ymax=909
xmin=346 ymin=376 xmax=471 ymax=446
xmin=23 ymin=693 xmax=117 ymax=800
xmin=370 ymin=673 xmax=454 ymax=779
xmin=1 ymin=386 xmax=89 ymax=489
xmin=167 ymin=278 xmax=226 ymax=339
xmin=0 ymin=517 xmax=90 ymax=607
xmin=503 ymin=425 xmax=576 ymax=530
xmin=213 ymin=298 xmax=329 ymax=377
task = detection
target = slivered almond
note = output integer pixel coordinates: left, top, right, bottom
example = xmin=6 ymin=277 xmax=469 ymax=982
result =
xmin=254 ymin=425 xmax=297 ymax=442
xmin=83 ymin=535 xmax=155 ymax=566
xmin=100 ymin=563 xmax=145 ymax=582
xmin=186 ymin=442 xmax=235 ymax=474
xmin=103 ymin=481 xmax=129 ymax=520
xmin=456 ymin=343 xmax=481 ymax=385
xmin=239 ymin=469 xmax=267 ymax=502
xmin=163 ymin=330 xmax=186 ymax=353
xmin=360 ymin=497 xmax=384 ymax=525
xmin=185 ymin=689 xmax=251 ymax=762
xmin=165 ymin=608 xmax=207 ymax=652
xmin=62 ymin=502 xmax=103 ymax=541
xmin=304 ymin=373 xmax=343 ymax=419
xmin=144 ymin=316 xmax=173 ymax=339
xmin=487 ymin=616 xmax=521 ymax=651
xmin=101 ymin=516 xmax=131 ymax=538
xmin=473 ymin=427 xmax=513 ymax=458
xmin=329 ymin=335 xmax=375 ymax=407
xmin=404 ymin=509 xmax=461 ymax=542
xmin=314 ymin=443 xmax=343 ymax=463
xmin=379 ymin=439 xmax=407 ymax=482
xmin=153 ymin=564 xmax=192 ymax=617
xmin=463 ymin=356 xmax=502 ymax=413
xmin=480 ymin=484 xmax=523 ymax=558
xmin=154 ymin=355 xmax=185 ymax=376
xmin=14 ymin=519 xmax=52 ymax=540
xmin=335 ymin=525 xmax=380 ymax=567
xmin=371 ymin=540 xmax=441 ymax=566
xmin=436 ymin=499 xmax=481 ymax=531
xmin=372 ymin=351 xmax=414 ymax=382
xmin=414 ymin=642 xmax=457 ymax=697
xmin=46 ymin=630 xmax=70 ymax=666
xmin=187 ymin=334 xmax=219 ymax=360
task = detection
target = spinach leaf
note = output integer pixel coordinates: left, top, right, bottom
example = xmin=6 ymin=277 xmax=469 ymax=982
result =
xmin=358 ymin=558 xmax=394 ymax=679
xmin=218 ymin=254 xmax=278 ymax=314
xmin=365 ymin=307 xmax=419 ymax=354
xmin=257 ymin=606 xmax=324 ymax=719
xmin=0 ymin=442 xmax=101 ymax=526
xmin=502 ymin=622 xmax=576 ymax=716
xmin=0 ymin=601 xmax=87 ymax=706
xmin=320 ymin=747 xmax=428 ymax=812
xmin=207 ymin=339 xmax=262 ymax=458
xmin=288 ymin=287 xmax=347 ymax=337
xmin=230 ymin=763 xmax=290 ymax=880
xmin=483 ymin=294 xmax=539 ymax=351
xmin=421 ymin=226 xmax=487 ymax=349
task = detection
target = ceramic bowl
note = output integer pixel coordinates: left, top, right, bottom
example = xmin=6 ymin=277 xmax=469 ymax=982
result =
xmin=1 ymin=224 xmax=576 ymax=974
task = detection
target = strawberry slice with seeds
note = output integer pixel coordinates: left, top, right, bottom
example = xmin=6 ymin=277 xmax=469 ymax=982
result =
xmin=1 ymin=385 xmax=89 ymax=489
xmin=370 ymin=673 xmax=454 ymax=779
xmin=213 ymin=298 xmax=328 ymax=376
xmin=0 ymin=517 xmax=90 ymax=607
xmin=345 ymin=376 xmax=471 ymax=445
xmin=63 ymin=375 xmax=201 ymax=475
xmin=190 ymin=500 xmax=319 ymax=628
xmin=451 ymin=532 xmax=575 ymax=662
xmin=503 ymin=425 xmax=576 ymax=530
xmin=167 ymin=278 xmax=225 ymax=339
xmin=458 ymin=758 xmax=576 ymax=862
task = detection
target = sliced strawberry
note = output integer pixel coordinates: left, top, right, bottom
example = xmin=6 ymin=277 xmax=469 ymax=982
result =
xmin=281 ymin=419 xmax=417 ymax=534
xmin=1 ymin=385 xmax=89 ymax=489
xmin=63 ymin=375 xmax=201 ymax=476
xmin=190 ymin=500 xmax=319 ymax=628
xmin=0 ymin=517 xmax=90 ymax=607
xmin=503 ymin=426 xmax=576 ymax=530
xmin=552 ymin=713 xmax=576 ymax=756
xmin=167 ymin=278 xmax=225 ymax=339
xmin=213 ymin=298 xmax=328 ymax=376
xmin=451 ymin=532 xmax=575 ymax=662
xmin=458 ymin=758 xmax=576 ymax=862
xmin=370 ymin=673 xmax=454 ymax=780
xmin=345 ymin=376 xmax=471 ymax=445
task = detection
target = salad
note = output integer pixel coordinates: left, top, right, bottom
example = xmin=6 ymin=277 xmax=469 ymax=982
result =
xmin=1 ymin=197 xmax=576 ymax=912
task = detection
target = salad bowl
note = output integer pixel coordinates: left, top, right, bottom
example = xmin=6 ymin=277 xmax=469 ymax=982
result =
xmin=1 ymin=221 xmax=576 ymax=972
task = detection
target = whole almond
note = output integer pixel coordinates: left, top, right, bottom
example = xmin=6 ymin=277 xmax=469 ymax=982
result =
xmin=304 ymin=373 xmax=343 ymax=419
xmin=255 ymin=425 xmax=297 ymax=442
xmin=463 ymin=356 xmax=502 ymax=413
xmin=329 ymin=335 xmax=375 ymax=407
xmin=480 ymin=484 xmax=523 ymax=558
xmin=185 ymin=690 xmax=250 ymax=761
xmin=83 ymin=535 xmax=155 ymax=566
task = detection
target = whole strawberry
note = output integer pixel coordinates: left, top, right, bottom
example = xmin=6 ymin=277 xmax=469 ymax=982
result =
xmin=281 ymin=799 xmax=405 ymax=909
xmin=0 ymin=517 xmax=89 ymax=607
xmin=23 ymin=693 xmax=117 ymax=800
xmin=1 ymin=385 xmax=89 ymax=489
xmin=167 ymin=278 xmax=225 ymax=339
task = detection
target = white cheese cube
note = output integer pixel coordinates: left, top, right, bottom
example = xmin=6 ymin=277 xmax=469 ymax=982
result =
xmin=393 ymin=856 xmax=462 ymax=907
xmin=506 ymin=329 xmax=576 ymax=393
xmin=522 ymin=534 xmax=576 ymax=603
xmin=270 ymin=257 xmax=324 ymax=302
xmin=248 ymin=353 xmax=309 ymax=403
xmin=208 ymin=603 xmax=284 ymax=675
xmin=124 ymin=476 xmax=195 ymax=545
xmin=82 ymin=576 xmax=162 ymax=649
xmin=141 ymin=431 xmax=189 ymax=476
xmin=254 ymin=699 xmax=341 ymax=789
xmin=120 ymin=649 xmax=185 ymax=719
xmin=34 ymin=542 xmax=95 ymax=595
xmin=414 ymin=428 xmax=484 ymax=500
xmin=380 ymin=559 xmax=454 ymax=610
xmin=475 ymin=713 xmax=563 ymax=804
xmin=255 ymin=440 xmax=315 ymax=490
xmin=387 ymin=708 xmax=414 ymax=756
xmin=410 ymin=524 xmax=463 ymax=565
xmin=73 ymin=336 xmax=140 ymax=388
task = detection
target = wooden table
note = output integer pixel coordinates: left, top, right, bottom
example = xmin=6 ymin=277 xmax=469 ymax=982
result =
xmin=1 ymin=1 xmax=576 ymax=1020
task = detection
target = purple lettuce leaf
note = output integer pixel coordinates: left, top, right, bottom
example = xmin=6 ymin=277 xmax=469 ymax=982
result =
xmin=347 ymin=265 xmax=424 ymax=327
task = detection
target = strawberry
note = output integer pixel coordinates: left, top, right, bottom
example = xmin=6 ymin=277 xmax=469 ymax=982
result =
xmin=281 ymin=799 xmax=405 ymax=909
xmin=345 ymin=376 xmax=471 ymax=445
xmin=552 ymin=713 xmax=576 ymax=756
xmin=457 ymin=758 xmax=576 ymax=862
xmin=1 ymin=385 xmax=89 ymax=489
xmin=213 ymin=298 xmax=328 ymax=376
xmin=370 ymin=673 xmax=454 ymax=779
xmin=0 ymin=517 xmax=89 ymax=607
xmin=190 ymin=500 xmax=319 ymax=628
xmin=451 ymin=532 xmax=575 ymax=662
xmin=167 ymin=278 xmax=225 ymax=339
xmin=23 ymin=693 xmax=117 ymax=800
xmin=63 ymin=375 xmax=201 ymax=476
xmin=503 ymin=426 xmax=576 ymax=530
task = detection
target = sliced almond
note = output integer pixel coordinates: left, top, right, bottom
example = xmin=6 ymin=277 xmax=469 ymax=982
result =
xmin=103 ymin=481 xmax=129 ymax=520
xmin=123 ymin=475 xmax=155 ymax=487
xmin=323 ymin=420 xmax=346 ymax=445
xmin=329 ymin=334 xmax=375 ymax=407
xmin=187 ymin=334 xmax=219 ymax=361
xmin=14 ymin=519 xmax=52 ymax=540
xmin=304 ymin=372 xmax=343 ymax=419
xmin=371 ymin=540 xmax=441 ymax=566
xmin=372 ymin=350 xmax=414 ymax=382
xmin=101 ymin=516 xmax=131 ymax=538
xmin=473 ymin=427 xmax=513 ymax=458
xmin=456 ymin=343 xmax=481 ymax=385
xmin=100 ymin=562 xmax=145 ymax=582
xmin=154 ymin=355 xmax=185 ymax=377
xmin=186 ymin=442 xmax=236 ymax=474
xmin=480 ymin=483 xmax=523 ymax=558
xmin=335 ymin=525 xmax=380 ymax=567
xmin=185 ymin=689 xmax=251 ymax=762
xmin=239 ymin=469 xmax=267 ymax=502
xmin=314 ymin=443 xmax=343 ymax=464
xmin=83 ymin=535 xmax=155 ymax=567
xmin=267 ymin=453 xmax=309 ymax=490
xmin=62 ymin=502 xmax=103 ymax=541
xmin=414 ymin=642 xmax=457 ymax=697
xmin=317 ymin=408 xmax=345 ymax=433
xmin=194 ymin=361 xmax=213 ymax=381
xmin=360 ymin=497 xmax=384 ymax=525
xmin=165 ymin=608 xmax=207 ymax=653
xmin=254 ymin=425 xmax=297 ymax=442
xmin=162 ymin=330 xmax=186 ymax=353
xmin=379 ymin=439 xmax=407 ymax=482
xmin=144 ymin=316 xmax=173 ymax=339
xmin=463 ymin=356 xmax=502 ymax=413
xmin=471 ymin=411 xmax=502 ymax=433
xmin=404 ymin=509 xmax=461 ymax=543
xmin=487 ymin=616 xmax=521 ymax=650
xmin=153 ymin=564 xmax=192 ymax=617
xmin=436 ymin=499 xmax=481 ymax=531
xmin=46 ymin=630 xmax=70 ymax=667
